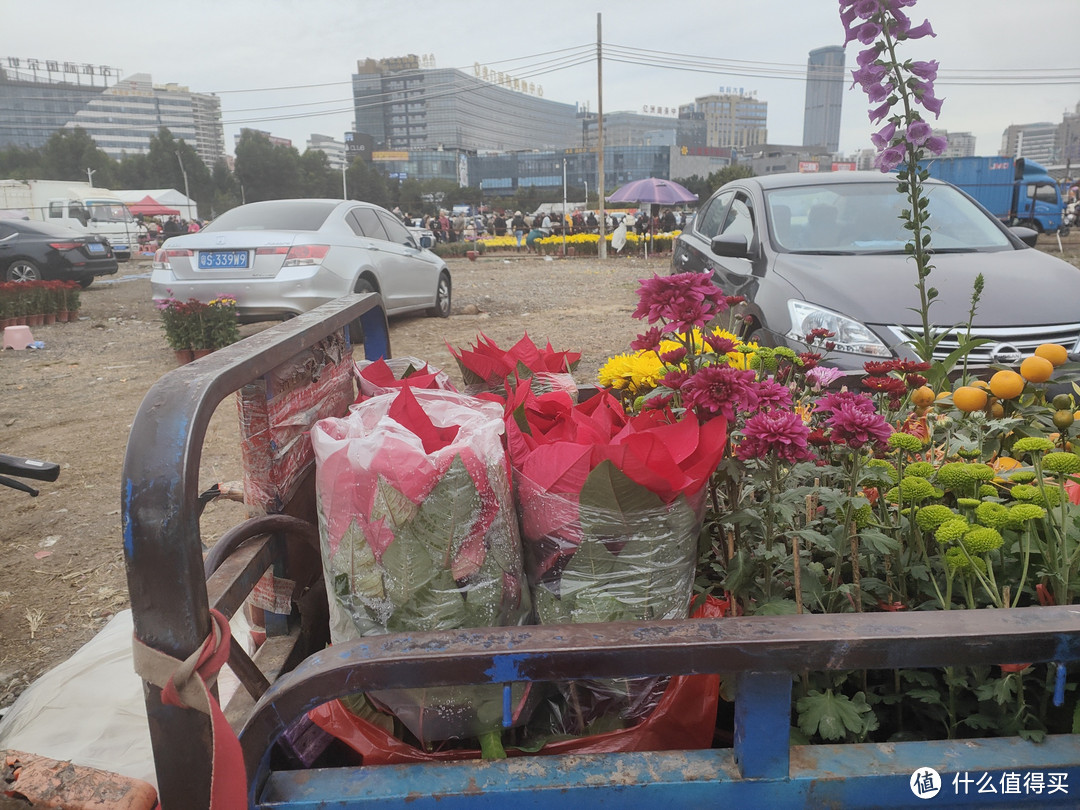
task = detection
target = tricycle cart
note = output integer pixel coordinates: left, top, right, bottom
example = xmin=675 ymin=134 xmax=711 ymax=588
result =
xmin=121 ymin=293 xmax=1080 ymax=808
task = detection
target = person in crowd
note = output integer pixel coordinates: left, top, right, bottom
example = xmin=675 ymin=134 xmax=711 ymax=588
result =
xmin=586 ymin=211 xmax=598 ymax=233
xmin=438 ymin=211 xmax=451 ymax=243
xmin=511 ymin=211 xmax=528 ymax=249
xmin=452 ymin=211 xmax=466 ymax=243
xmin=493 ymin=211 xmax=507 ymax=237
xmin=660 ymin=208 xmax=676 ymax=233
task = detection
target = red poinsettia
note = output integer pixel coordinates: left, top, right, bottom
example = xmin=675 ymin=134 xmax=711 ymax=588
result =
xmin=355 ymin=357 xmax=454 ymax=400
xmin=449 ymin=333 xmax=581 ymax=392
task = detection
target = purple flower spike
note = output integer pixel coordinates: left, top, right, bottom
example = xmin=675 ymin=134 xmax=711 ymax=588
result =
xmin=918 ymin=89 xmax=944 ymax=118
xmin=903 ymin=19 xmax=936 ymax=39
xmin=857 ymin=21 xmax=883 ymax=44
xmin=908 ymin=60 xmax=939 ymax=81
xmin=874 ymin=145 xmax=907 ymax=172
xmin=905 ymin=120 xmax=932 ymax=145
xmin=868 ymin=101 xmax=892 ymax=124
xmin=871 ymin=121 xmax=898 ymax=150
xmin=857 ymin=45 xmax=884 ymax=67
xmin=923 ymin=134 xmax=949 ymax=155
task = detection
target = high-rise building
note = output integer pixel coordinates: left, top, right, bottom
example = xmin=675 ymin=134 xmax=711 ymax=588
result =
xmin=580 ymin=110 xmax=706 ymax=150
xmin=1057 ymin=102 xmax=1080 ymax=167
xmin=802 ymin=46 xmax=844 ymax=153
xmin=1001 ymin=122 xmax=1058 ymax=164
xmin=306 ymin=133 xmax=347 ymax=170
xmin=0 ymin=58 xmax=225 ymax=168
xmin=351 ymin=55 xmax=579 ymax=155
xmin=679 ymin=90 xmax=767 ymax=152
xmin=932 ymin=130 xmax=976 ymax=159
xmin=0 ymin=58 xmax=108 ymax=151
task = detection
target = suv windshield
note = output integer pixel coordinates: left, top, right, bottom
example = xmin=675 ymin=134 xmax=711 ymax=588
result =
xmin=204 ymin=201 xmax=337 ymax=232
xmin=766 ymin=182 xmax=1013 ymax=254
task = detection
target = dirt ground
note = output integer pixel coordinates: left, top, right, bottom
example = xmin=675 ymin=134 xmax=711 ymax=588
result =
xmin=0 ymin=250 xmax=655 ymax=710
xmin=2 ymin=232 xmax=1079 ymax=713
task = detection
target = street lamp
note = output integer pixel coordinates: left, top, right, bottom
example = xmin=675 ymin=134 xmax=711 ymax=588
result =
xmin=86 ymin=168 xmax=96 ymax=187
xmin=175 ymin=151 xmax=190 ymax=219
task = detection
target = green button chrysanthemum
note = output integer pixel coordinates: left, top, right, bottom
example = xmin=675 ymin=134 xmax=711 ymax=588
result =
xmin=946 ymin=546 xmax=987 ymax=575
xmin=1012 ymin=437 xmax=1055 ymax=456
xmin=905 ymin=461 xmax=936 ymax=479
xmin=957 ymin=497 xmax=982 ymax=509
xmin=935 ymin=518 xmax=971 ymax=544
xmin=1008 ymin=503 xmax=1048 ymax=525
xmin=936 ymin=462 xmax=994 ymax=490
xmin=979 ymin=485 xmax=998 ymax=498
xmin=867 ymin=458 xmax=899 ymax=484
xmin=915 ymin=504 xmax=957 ymax=531
xmin=975 ymin=501 xmax=1009 ymax=529
xmin=853 ymin=502 xmax=874 ymax=529
xmin=1009 ymin=471 xmax=1036 ymax=484
xmin=888 ymin=432 xmax=924 ymax=453
xmin=962 ymin=526 xmax=1004 ymax=553
xmin=774 ymin=346 xmax=798 ymax=363
xmin=1011 ymin=483 xmax=1062 ymax=508
xmin=748 ymin=346 xmax=778 ymax=372
xmin=898 ymin=475 xmax=940 ymax=503
xmin=1043 ymin=452 xmax=1080 ymax=475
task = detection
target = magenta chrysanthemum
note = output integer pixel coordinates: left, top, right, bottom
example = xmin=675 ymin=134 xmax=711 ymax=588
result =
xmin=630 ymin=326 xmax=664 ymax=352
xmin=736 ymin=409 xmax=813 ymax=463
xmin=680 ymin=365 xmax=759 ymax=421
xmin=827 ymin=402 xmax=893 ymax=449
xmin=754 ymin=379 xmax=793 ymax=410
xmin=632 ymin=273 xmax=728 ymax=333
xmin=815 ymin=390 xmax=876 ymax=415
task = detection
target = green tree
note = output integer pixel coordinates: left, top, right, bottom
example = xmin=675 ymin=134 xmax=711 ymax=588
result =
xmin=705 ymin=164 xmax=755 ymax=194
xmin=0 ymin=145 xmax=43 ymax=179
xmin=211 ymin=159 xmax=241 ymax=218
xmin=673 ymin=174 xmax=711 ymax=202
xmin=396 ymin=177 xmax=424 ymax=215
xmin=234 ymin=130 xmax=303 ymax=202
xmin=39 ymin=127 xmax=116 ymax=187
xmin=346 ymin=158 xmax=389 ymax=207
xmin=298 ymin=149 xmax=338 ymax=198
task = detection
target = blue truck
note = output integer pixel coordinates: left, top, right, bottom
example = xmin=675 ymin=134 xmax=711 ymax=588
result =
xmin=919 ymin=156 xmax=1064 ymax=233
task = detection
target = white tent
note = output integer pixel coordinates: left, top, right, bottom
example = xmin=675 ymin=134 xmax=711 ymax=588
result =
xmin=113 ymin=188 xmax=198 ymax=221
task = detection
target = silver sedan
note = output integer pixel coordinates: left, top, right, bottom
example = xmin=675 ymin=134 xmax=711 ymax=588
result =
xmin=150 ymin=199 xmax=451 ymax=323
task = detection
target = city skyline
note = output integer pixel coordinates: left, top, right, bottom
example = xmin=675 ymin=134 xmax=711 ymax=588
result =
xmin=5 ymin=0 xmax=1078 ymax=160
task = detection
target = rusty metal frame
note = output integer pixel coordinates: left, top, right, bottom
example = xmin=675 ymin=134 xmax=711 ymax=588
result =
xmin=121 ymin=291 xmax=1080 ymax=808
xmin=121 ymin=293 xmax=389 ymax=805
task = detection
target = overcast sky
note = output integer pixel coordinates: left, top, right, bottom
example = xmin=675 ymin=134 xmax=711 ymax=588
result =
xmin=5 ymin=0 xmax=1078 ymax=160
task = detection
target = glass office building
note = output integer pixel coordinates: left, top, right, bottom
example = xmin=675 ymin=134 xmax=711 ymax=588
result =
xmin=0 ymin=61 xmax=225 ymax=168
xmin=352 ymin=56 xmax=580 ymax=154
xmin=802 ymin=46 xmax=845 ymax=154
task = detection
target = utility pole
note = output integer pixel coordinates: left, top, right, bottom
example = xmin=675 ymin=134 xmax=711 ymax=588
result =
xmin=175 ymin=151 xmax=191 ymax=219
xmin=86 ymin=168 xmax=96 ymax=187
xmin=597 ymin=12 xmax=606 ymax=259
xmin=342 ymin=163 xmax=347 ymax=199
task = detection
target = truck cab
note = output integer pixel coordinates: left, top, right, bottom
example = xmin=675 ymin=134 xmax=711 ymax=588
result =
xmin=47 ymin=197 xmax=144 ymax=260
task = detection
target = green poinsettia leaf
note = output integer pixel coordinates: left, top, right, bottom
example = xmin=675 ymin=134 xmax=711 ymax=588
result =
xmin=370 ymin=474 xmax=419 ymax=530
xmin=385 ymin=567 xmax=464 ymax=632
xmin=380 ymin=525 xmax=438 ymax=608
xmin=330 ymin=519 xmax=384 ymax=600
xmin=560 ymin=536 xmax=617 ymax=600
xmin=408 ymin=455 xmax=480 ymax=566
xmin=579 ymin=459 xmax=665 ymax=539
xmin=754 ymin=598 xmax=800 ymax=615
xmin=533 ymin=585 xmax=573 ymax=625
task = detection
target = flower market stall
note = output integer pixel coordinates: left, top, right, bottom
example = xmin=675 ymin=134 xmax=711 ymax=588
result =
xmin=5 ymin=2 xmax=1080 ymax=807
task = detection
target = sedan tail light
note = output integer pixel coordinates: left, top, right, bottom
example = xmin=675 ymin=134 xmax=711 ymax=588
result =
xmin=48 ymin=241 xmax=83 ymax=250
xmin=153 ymin=247 xmax=193 ymax=269
xmin=282 ymin=245 xmax=329 ymax=266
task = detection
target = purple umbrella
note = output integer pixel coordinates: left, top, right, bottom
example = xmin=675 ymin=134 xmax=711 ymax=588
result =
xmin=606 ymin=177 xmax=698 ymax=206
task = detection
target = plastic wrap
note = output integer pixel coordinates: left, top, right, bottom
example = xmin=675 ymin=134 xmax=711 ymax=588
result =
xmin=518 ymin=468 xmax=706 ymax=730
xmin=237 ymin=330 xmax=354 ymax=513
xmin=354 ymin=356 xmax=456 ymax=399
xmin=308 ymin=596 xmax=727 ymax=764
xmin=310 ymin=388 xmax=533 ymax=745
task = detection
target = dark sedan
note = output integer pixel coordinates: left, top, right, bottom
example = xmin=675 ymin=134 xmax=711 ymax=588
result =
xmin=673 ymin=171 xmax=1080 ymax=373
xmin=0 ymin=219 xmax=118 ymax=288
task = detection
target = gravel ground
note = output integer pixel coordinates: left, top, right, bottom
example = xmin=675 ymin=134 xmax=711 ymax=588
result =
xmin=0 ymin=251 xmax=663 ymax=709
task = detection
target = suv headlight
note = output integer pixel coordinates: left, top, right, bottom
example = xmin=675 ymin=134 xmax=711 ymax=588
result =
xmin=786 ymin=300 xmax=891 ymax=357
